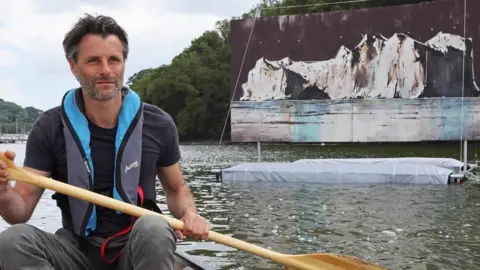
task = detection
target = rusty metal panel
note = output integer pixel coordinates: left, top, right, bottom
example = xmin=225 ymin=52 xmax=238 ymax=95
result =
xmin=229 ymin=0 xmax=480 ymax=143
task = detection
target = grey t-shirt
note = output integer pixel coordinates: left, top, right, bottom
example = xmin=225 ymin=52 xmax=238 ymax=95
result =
xmin=23 ymin=96 xmax=181 ymax=238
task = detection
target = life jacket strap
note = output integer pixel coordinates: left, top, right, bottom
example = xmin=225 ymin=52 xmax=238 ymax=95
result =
xmin=100 ymin=185 xmax=145 ymax=263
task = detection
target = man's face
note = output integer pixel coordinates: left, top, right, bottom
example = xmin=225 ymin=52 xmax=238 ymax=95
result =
xmin=69 ymin=33 xmax=125 ymax=101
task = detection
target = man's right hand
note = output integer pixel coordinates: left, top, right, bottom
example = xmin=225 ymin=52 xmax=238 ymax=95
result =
xmin=0 ymin=150 xmax=48 ymax=224
xmin=0 ymin=150 xmax=16 ymax=194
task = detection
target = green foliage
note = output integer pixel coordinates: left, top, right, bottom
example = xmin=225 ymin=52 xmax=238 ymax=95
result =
xmin=0 ymin=99 xmax=43 ymax=134
xmin=130 ymin=30 xmax=231 ymax=140
xmin=127 ymin=0 xmax=437 ymax=141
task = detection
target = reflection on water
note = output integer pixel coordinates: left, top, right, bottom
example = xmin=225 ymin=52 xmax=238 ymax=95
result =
xmin=1 ymin=142 xmax=480 ymax=269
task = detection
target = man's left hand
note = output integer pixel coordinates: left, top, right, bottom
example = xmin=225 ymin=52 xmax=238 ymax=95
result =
xmin=175 ymin=211 xmax=210 ymax=241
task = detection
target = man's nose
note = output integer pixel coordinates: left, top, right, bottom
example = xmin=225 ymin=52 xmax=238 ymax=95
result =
xmin=98 ymin=58 xmax=112 ymax=75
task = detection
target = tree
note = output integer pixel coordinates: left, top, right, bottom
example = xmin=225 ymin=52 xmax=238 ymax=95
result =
xmin=0 ymin=99 xmax=43 ymax=134
xmin=130 ymin=30 xmax=230 ymax=140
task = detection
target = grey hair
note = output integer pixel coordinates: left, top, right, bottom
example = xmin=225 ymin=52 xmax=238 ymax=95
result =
xmin=62 ymin=13 xmax=129 ymax=62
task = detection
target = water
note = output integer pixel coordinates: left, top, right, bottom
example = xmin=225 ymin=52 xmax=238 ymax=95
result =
xmin=1 ymin=142 xmax=480 ymax=269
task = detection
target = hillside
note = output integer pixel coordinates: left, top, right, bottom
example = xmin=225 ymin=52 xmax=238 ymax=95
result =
xmin=0 ymin=99 xmax=43 ymax=134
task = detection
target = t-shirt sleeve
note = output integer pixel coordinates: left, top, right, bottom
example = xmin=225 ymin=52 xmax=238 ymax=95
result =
xmin=23 ymin=112 xmax=55 ymax=172
xmin=157 ymin=113 xmax=181 ymax=167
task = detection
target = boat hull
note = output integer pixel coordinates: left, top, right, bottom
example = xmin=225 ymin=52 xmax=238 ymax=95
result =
xmin=174 ymin=249 xmax=209 ymax=270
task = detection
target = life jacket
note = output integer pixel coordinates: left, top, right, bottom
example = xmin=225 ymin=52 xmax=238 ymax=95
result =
xmin=58 ymin=87 xmax=161 ymax=263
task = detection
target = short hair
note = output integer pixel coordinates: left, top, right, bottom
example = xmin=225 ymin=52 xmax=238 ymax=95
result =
xmin=62 ymin=13 xmax=129 ymax=62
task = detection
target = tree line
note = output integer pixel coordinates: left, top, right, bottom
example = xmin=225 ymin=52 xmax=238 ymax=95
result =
xmin=0 ymin=99 xmax=42 ymax=134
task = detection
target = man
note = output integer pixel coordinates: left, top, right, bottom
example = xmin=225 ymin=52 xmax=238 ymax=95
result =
xmin=0 ymin=13 xmax=209 ymax=270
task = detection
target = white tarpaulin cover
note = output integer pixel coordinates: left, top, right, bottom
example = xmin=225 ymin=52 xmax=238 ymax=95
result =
xmin=221 ymin=161 xmax=455 ymax=185
xmin=293 ymin=157 xmax=465 ymax=173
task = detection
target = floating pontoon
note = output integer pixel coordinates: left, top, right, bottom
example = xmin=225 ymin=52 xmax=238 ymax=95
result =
xmin=212 ymin=157 xmax=471 ymax=185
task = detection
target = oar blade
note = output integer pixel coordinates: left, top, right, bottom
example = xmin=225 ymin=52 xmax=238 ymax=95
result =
xmin=285 ymin=253 xmax=387 ymax=270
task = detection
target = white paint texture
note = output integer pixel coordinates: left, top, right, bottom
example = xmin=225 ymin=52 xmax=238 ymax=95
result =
xmin=425 ymin=31 xmax=467 ymax=54
xmin=240 ymin=32 xmax=472 ymax=101
xmin=241 ymin=58 xmax=291 ymax=101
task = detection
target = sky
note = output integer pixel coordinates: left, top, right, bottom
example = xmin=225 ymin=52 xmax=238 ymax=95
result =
xmin=0 ymin=0 xmax=258 ymax=111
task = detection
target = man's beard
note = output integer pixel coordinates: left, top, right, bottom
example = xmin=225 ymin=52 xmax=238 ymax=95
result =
xmin=77 ymin=73 xmax=123 ymax=101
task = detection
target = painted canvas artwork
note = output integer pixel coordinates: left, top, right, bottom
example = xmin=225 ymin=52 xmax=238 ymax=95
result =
xmin=240 ymin=32 xmax=479 ymax=101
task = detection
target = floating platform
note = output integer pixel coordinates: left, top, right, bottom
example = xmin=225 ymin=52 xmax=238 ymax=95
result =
xmin=293 ymin=157 xmax=467 ymax=173
xmin=213 ymin=158 xmax=468 ymax=185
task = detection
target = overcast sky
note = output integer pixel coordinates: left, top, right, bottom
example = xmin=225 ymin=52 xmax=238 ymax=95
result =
xmin=0 ymin=0 xmax=258 ymax=111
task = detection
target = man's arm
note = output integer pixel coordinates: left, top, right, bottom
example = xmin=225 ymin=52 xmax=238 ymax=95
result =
xmin=152 ymin=108 xmax=208 ymax=240
xmin=0 ymin=110 xmax=55 ymax=224
xmin=157 ymin=162 xmax=209 ymax=240
xmin=0 ymin=152 xmax=49 ymax=224
xmin=154 ymin=109 xmax=195 ymax=218
xmin=156 ymin=162 xmax=196 ymax=219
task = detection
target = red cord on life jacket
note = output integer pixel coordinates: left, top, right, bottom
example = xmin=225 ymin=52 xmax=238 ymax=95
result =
xmin=100 ymin=186 xmax=145 ymax=263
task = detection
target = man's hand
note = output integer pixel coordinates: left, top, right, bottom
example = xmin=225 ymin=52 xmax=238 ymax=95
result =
xmin=0 ymin=150 xmax=16 ymax=194
xmin=175 ymin=211 xmax=210 ymax=241
xmin=0 ymin=150 xmax=47 ymax=224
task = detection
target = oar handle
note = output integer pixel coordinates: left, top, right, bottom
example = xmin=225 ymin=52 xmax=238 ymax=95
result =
xmin=7 ymin=167 xmax=186 ymax=226
xmin=0 ymin=154 xmax=281 ymax=261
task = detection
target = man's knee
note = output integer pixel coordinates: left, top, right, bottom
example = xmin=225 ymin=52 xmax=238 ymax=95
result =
xmin=121 ymin=215 xmax=177 ymax=269
xmin=0 ymin=224 xmax=39 ymax=255
xmin=0 ymin=224 xmax=37 ymax=245
xmin=131 ymin=215 xmax=176 ymax=247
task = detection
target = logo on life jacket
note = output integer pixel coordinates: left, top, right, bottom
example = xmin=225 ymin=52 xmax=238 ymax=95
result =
xmin=125 ymin=160 xmax=139 ymax=174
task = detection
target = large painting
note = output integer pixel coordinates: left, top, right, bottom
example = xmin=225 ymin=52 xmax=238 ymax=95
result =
xmin=229 ymin=0 xmax=480 ymax=142
xmin=240 ymin=32 xmax=478 ymax=101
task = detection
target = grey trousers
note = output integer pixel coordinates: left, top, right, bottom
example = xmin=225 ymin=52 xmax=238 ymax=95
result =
xmin=0 ymin=215 xmax=177 ymax=270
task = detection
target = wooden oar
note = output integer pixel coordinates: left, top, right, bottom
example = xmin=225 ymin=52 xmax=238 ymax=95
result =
xmin=0 ymin=152 xmax=386 ymax=270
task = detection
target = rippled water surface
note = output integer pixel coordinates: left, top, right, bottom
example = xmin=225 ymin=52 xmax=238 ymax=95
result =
xmin=1 ymin=142 xmax=480 ymax=269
